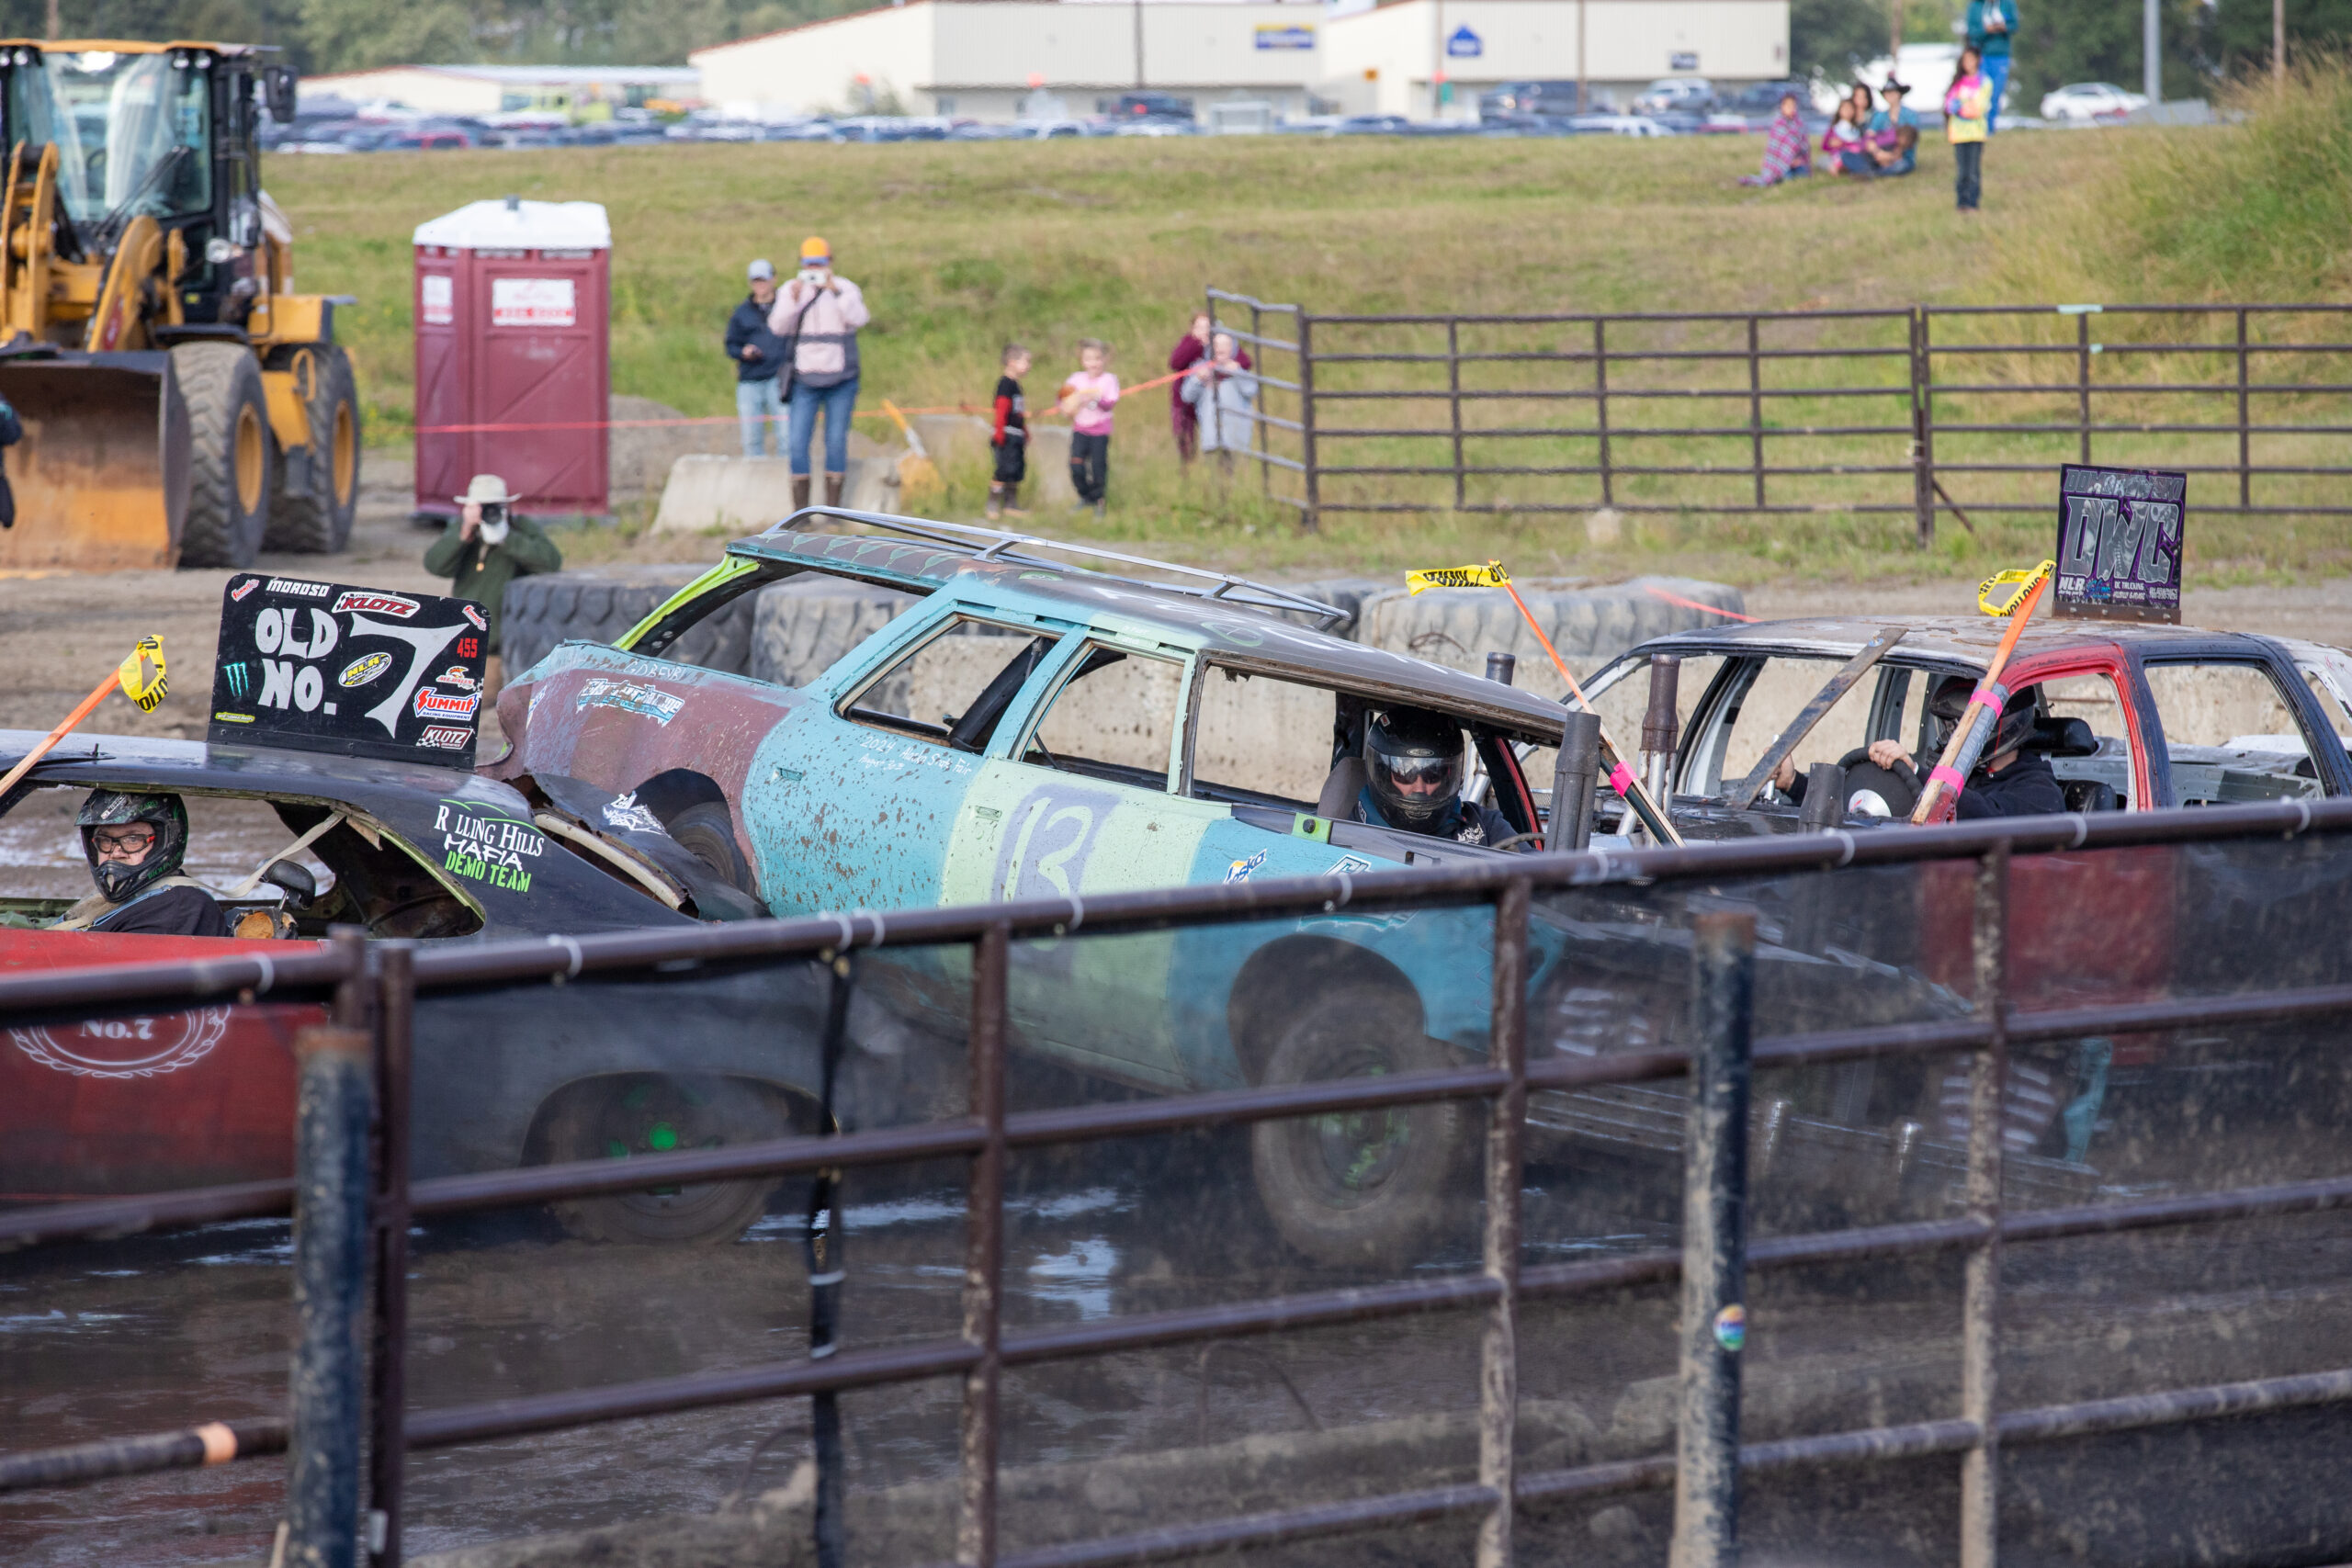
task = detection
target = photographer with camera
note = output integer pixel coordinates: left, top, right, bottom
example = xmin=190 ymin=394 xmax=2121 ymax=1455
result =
xmin=424 ymin=473 xmax=562 ymax=702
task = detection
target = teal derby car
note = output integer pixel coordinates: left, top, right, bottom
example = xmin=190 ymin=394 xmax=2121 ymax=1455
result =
xmin=490 ymin=513 xmax=1962 ymax=1262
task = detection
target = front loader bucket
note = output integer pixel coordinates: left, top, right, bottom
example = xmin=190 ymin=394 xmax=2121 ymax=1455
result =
xmin=0 ymin=351 xmax=190 ymax=572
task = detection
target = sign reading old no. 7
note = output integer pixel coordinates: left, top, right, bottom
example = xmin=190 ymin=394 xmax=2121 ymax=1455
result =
xmin=2053 ymin=464 xmax=2186 ymax=624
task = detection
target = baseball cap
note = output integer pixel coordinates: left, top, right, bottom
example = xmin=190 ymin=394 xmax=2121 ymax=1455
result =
xmin=800 ymin=236 xmax=831 ymax=264
xmin=747 ymin=258 xmax=775 ymax=281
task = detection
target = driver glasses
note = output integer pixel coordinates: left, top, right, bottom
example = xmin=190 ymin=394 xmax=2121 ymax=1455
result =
xmin=91 ymin=826 xmax=155 ymax=854
xmin=1374 ymin=752 xmax=1456 ymax=786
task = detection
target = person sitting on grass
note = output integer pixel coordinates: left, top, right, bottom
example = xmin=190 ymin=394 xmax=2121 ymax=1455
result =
xmin=1737 ymin=94 xmax=1813 ymax=186
xmin=1824 ymin=96 xmax=1875 ymax=175
xmin=1868 ymin=79 xmax=1921 ymax=175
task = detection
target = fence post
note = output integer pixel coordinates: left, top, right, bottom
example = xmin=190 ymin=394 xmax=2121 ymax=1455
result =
xmin=1252 ymin=302 xmax=1271 ymax=502
xmin=1671 ymin=911 xmax=1754 ymax=1568
xmin=1550 ymin=711 xmax=1600 ymax=852
xmin=1747 ymin=316 xmax=1765 ymax=510
xmin=367 ymin=944 xmax=415 ymax=1568
xmin=1297 ymin=312 xmax=1320 ymax=534
xmin=1449 ymin=318 xmax=1467 ymax=513
xmin=1960 ymin=843 xmax=2010 ymax=1568
xmin=2075 ymin=312 xmax=2093 ymax=465
xmin=956 ymin=923 xmax=1010 ymax=1567
xmin=1476 ymin=879 xmax=1531 ymax=1568
xmin=1911 ymin=309 xmax=1935 ymax=550
xmin=1592 ymin=318 xmax=1613 ymax=509
xmin=2237 ymin=308 xmax=2252 ymax=511
xmin=288 ymin=927 xmax=374 ymax=1568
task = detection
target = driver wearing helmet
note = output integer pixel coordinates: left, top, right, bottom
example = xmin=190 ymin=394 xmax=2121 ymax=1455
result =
xmin=54 ymin=791 xmax=228 ymax=937
xmin=1774 ymin=676 xmax=2064 ymax=820
xmin=1356 ymin=706 xmax=1523 ymax=849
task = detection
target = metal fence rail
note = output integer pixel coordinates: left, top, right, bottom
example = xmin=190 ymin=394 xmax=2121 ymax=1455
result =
xmin=1206 ymin=289 xmax=2352 ymax=542
xmin=9 ymin=796 xmax=2352 ymax=1565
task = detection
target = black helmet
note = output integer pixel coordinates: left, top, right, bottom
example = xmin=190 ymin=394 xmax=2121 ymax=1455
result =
xmin=1363 ymin=707 xmax=1465 ymax=830
xmin=79 ymin=790 xmax=189 ymax=904
xmin=1928 ymin=676 xmax=2039 ymax=761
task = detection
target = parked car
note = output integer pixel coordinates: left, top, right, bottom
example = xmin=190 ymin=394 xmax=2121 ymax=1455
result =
xmin=1634 ymin=76 xmax=1717 ymax=114
xmin=1103 ymin=91 xmax=1196 ymax=125
xmin=492 ymin=513 xmax=1970 ymax=1263
xmin=1478 ymin=80 xmax=1587 ymax=118
xmin=2041 ymin=82 xmax=2150 ymax=121
xmin=1568 ymin=113 xmax=1676 ymax=137
xmin=1329 ymin=114 xmax=1414 ymax=135
xmin=1715 ymin=79 xmax=1816 ymax=130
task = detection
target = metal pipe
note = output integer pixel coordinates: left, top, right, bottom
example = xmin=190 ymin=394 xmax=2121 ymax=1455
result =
xmin=1551 ymin=709 xmax=1600 ymax=851
xmin=958 ymin=924 xmax=1009 ymax=1567
xmin=0 ymin=1418 xmax=287 ymax=1494
xmin=1475 ymin=881 xmax=1530 ymax=1568
xmin=288 ymin=1023 xmax=374 ymax=1568
xmin=1799 ymin=763 xmax=1846 ymax=829
xmin=368 ymin=945 xmax=415 ymax=1568
xmin=1961 ymin=845 xmax=2008 ymax=1568
xmin=1484 ymin=652 xmax=1517 ymax=686
xmin=1641 ymin=654 xmax=1682 ymax=813
xmin=1672 ymin=911 xmax=1754 ymax=1568
xmin=1297 ymin=312 xmax=1319 ymax=533
xmin=809 ymin=955 xmax=857 ymax=1568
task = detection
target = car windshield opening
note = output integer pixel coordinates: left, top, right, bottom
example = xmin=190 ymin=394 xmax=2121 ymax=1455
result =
xmin=1189 ymin=665 xmax=1341 ymax=809
xmin=2143 ymin=660 xmax=2324 ymax=805
xmin=12 ymin=50 xmax=214 ymax=232
xmin=841 ymin=615 xmax=1059 ymax=749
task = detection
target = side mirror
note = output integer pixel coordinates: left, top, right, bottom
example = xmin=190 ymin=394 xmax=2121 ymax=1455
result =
xmin=262 ymin=859 xmax=317 ymax=907
xmin=262 ymin=64 xmax=299 ymax=125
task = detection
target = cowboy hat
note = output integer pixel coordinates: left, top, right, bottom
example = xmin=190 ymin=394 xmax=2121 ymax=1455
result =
xmin=454 ymin=474 xmax=521 ymax=506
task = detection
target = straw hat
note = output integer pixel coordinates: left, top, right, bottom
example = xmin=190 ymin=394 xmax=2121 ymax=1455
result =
xmin=454 ymin=474 xmax=520 ymax=506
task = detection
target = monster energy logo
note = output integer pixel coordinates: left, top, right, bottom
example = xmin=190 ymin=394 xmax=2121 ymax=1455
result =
xmin=223 ymin=661 xmax=251 ymax=699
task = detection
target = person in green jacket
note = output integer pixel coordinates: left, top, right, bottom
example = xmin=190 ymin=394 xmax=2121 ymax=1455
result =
xmin=1964 ymin=0 xmax=2017 ymax=131
xmin=424 ymin=473 xmax=562 ymax=701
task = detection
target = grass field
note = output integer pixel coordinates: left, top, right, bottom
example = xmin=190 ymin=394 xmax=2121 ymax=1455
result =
xmin=270 ymin=66 xmax=2352 ymax=587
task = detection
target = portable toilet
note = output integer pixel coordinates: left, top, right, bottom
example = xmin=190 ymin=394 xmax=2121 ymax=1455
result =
xmin=413 ymin=197 xmax=611 ymax=519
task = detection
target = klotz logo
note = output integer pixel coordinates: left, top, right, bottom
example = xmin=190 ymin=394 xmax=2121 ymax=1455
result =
xmin=331 ymin=590 xmax=421 ymax=619
xmin=418 ymin=725 xmax=471 ymax=750
xmin=10 ymin=1009 xmax=233 ymax=1079
xmin=230 ymin=578 xmax=260 ymax=603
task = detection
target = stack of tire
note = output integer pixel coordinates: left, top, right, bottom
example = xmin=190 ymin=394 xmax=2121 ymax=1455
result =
xmin=502 ymin=567 xmax=916 ymax=686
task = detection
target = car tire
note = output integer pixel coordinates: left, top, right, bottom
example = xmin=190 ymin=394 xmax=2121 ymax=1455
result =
xmin=668 ymin=801 xmax=759 ymax=897
xmin=262 ymin=344 xmax=362 ymax=554
xmin=498 ymin=567 xmax=760 ymax=679
xmin=1249 ymin=995 xmax=1471 ymax=1269
xmin=541 ymin=1075 xmax=787 ymax=1244
xmin=173 ymin=342 xmax=273 ymax=569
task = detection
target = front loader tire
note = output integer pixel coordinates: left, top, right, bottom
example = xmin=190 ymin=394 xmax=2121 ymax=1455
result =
xmin=173 ymin=343 xmax=272 ymax=569
xmin=264 ymin=344 xmax=361 ymax=554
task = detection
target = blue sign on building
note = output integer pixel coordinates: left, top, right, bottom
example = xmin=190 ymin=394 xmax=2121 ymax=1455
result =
xmin=1446 ymin=24 xmax=1483 ymax=57
xmin=1254 ymin=24 xmax=1316 ymax=50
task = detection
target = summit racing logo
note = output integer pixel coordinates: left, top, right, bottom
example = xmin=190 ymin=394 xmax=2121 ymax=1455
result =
xmin=413 ymin=688 xmax=482 ymax=718
xmin=331 ymin=590 xmax=421 ymax=619
xmin=10 ymin=1010 xmax=232 ymax=1079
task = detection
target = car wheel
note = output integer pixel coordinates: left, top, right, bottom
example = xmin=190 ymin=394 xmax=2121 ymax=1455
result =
xmin=1249 ymin=995 xmax=1470 ymax=1269
xmin=541 ymin=1075 xmax=788 ymax=1244
xmin=667 ymin=801 xmax=760 ymax=897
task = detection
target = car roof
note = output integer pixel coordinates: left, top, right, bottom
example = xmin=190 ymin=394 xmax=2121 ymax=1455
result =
xmin=729 ymin=526 xmax=1576 ymax=739
xmin=1 ymin=730 xmax=528 ymax=814
xmin=1623 ymin=615 xmax=2296 ymax=668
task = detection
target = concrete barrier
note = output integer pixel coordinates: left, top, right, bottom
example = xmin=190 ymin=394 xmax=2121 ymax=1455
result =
xmin=652 ymin=444 xmax=907 ymax=536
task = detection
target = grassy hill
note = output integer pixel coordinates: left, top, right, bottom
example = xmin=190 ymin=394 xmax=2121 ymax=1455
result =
xmin=270 ymin=68 xmax=2351 ymax=584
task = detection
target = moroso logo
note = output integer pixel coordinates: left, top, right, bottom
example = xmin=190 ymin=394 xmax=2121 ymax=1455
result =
xmin=267 ymin=578 xmax=332 ymax=598
xmin=339 ymin=651 xmax=394 ymax=689
xmin=10 ymin=1010 xmax=232 ymax=1078
xmin=332 ymin=590 xmax=420 ymax=618
xmin=413 ymin=688 xmax=481 ymax=718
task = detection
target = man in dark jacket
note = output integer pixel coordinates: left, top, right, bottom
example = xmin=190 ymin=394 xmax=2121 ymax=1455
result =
xmin=1857 ymin=679 xmax=2064 ymax=819
xmin=56 ymin=791 xmax=228 ymax=937
xmin=424 ymin=473 xmax=562 ymax=700
xmin=726 ymin=259 xmax=786 ymax=457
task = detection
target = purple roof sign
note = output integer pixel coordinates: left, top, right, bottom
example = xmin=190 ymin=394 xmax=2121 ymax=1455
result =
xmin=2052 ymin=463 xmax=2187 ymax=624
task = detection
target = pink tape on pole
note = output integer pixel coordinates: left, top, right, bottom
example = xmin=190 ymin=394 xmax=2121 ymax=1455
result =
xmin=1608 ymin=761 xmax=1635 ymax=797
xmin=1968 ymin=680 xmax=2010 ymax=711
xmin=1928 ymin=764 xmax=1969 ymax=793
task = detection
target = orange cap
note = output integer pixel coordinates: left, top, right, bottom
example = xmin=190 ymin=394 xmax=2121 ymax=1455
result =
xmin=800 ymin=236 xmax=831 ymax=263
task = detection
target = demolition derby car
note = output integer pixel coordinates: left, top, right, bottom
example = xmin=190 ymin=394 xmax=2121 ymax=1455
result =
xmin=493 ymin=513 xmax=1984 ymax=1263
xmin=0 ymin=574 xmax=848 ymax=1245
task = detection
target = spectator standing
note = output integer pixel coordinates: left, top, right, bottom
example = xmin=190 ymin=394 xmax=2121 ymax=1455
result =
xmin=1167 ymin=310 xmax=1252 ymax=466
xmin=767 ymin=236 xmax=870 ymax=512
xmin=988 ymin=343 xmax=1032 ymax=521
xmin=725 ymin=259 xmax=786 ymax=458
xmin=424 ymin=474 xmax=562 ymax=703
xmin=1946 ymin=48 xmax=1993 ymax=212
xmin=1179 ymin=331 xmax=1260 ymax=476
xmin=1868 ymin=79 xmax=1920 ymax=175
xmin=1737 ymin=94 xmax=1814 ymax=186
xmin=1965 ymin=0 xmax=2018 ymax=131
xmin=1058 ymin=339 xmax=1119 ymax=520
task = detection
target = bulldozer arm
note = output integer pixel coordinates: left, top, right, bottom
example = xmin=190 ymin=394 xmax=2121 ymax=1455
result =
xmin=0 ymin=352 xmax=191 ymax=570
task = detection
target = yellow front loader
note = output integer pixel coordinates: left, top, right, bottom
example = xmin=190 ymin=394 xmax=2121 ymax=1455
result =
xmin=0 ymin=40 xmax=360 ymax=570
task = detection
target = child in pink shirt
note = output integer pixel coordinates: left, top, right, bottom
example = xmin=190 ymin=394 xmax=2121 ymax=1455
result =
xmin=1058 ymin=339 xmax=1119 ymax=518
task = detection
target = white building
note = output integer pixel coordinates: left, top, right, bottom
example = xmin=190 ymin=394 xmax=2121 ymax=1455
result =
xmin=299 ymin=64 xmax=703 ymax=119
xmin=690 ymin=0 xmax=1789 ymax=124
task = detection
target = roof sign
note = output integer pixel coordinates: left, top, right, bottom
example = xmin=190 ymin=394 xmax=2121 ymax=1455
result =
xmin=209 ymin=576 xmax=491 ymax=765
xmin=1446 ymin=25 xmax=1483 ymax=57
xmin=2052 ymin=463 xmax=2186 ymax=624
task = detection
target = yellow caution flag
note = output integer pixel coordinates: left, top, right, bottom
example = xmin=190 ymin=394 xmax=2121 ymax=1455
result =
xmin=1406 ymin=560 xmax=1511 ymax=595
xmin=116 ymin=634 xmax=168 ymax=713
xmin=1977 ymin=559 xmax=2055 ymax=618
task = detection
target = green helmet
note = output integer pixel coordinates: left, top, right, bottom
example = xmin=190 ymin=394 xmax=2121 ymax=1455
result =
xmin=78 ymin=790 xmax=189 ymax=904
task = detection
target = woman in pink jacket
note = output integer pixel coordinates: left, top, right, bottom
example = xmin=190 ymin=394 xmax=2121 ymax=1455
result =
xmin=767 ymin=236 xmax=872 ymax=511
